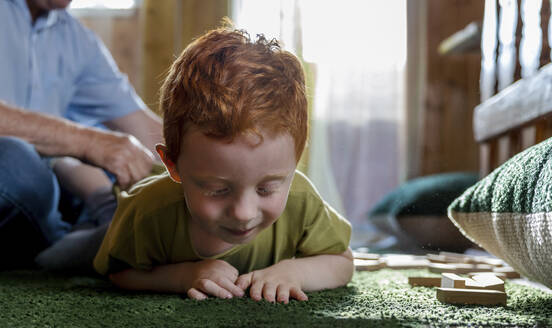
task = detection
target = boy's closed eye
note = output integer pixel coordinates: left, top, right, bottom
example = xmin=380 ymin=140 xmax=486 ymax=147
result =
xmin=200 ymin=182 xmax=282 ymax=198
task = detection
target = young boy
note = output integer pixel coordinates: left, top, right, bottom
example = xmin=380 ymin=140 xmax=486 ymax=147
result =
xmin=93 ymin=26 xmax=353 ymax=304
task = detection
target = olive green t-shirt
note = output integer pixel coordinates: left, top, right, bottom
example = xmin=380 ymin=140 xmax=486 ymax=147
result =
xmin=93 ymin=171 xmax=351 ymax=275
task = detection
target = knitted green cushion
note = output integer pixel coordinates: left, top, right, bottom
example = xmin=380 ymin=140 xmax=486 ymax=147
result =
xmin=448 ymin=138 xmax=552 ymax=288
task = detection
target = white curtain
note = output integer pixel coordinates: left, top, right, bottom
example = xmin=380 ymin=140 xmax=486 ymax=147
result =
xmin=233 ymin=0 xmax=407 ymax=247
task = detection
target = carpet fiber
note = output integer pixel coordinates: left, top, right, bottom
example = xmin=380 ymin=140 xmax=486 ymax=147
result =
xmin=1 ymin=269 xmax=551 ymax=327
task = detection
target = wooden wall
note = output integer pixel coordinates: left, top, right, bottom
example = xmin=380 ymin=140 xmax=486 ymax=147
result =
xmin=79 ymin=11 xmax=143 ymax=98
xmin=420 ymin=0 xmax=484 ymax=175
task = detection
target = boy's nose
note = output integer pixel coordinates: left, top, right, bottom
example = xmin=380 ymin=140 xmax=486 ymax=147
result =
xmin=230 ymin=192 xmax=258 ymax=223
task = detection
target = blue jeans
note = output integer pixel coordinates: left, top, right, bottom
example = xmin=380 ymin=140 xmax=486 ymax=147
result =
xmin=0 ymin=136 xmax=71 ymax=268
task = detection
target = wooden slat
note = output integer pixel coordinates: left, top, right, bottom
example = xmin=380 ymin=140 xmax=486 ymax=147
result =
xmin=508 ymin=129 xmax=522 ymax=158
xmin=473 ymin=63 xmax=552 ymax=142
xmin=479 ymin=139 xmax=498 ymax=176
xmin=514 ymin=0 xmax=523 ymax=82
xmin=535 ymin=119 xmax=552 ymax=143
xmin=540 ymin=0 xmax=551 ymax=68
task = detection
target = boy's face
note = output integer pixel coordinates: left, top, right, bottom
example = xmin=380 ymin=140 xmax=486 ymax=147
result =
xmin=158 ymin=127 xmax=297 ymax=252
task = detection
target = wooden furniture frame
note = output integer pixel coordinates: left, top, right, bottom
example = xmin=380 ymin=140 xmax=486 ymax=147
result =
xmin=476 ymin=0 xmax=552 ymax=176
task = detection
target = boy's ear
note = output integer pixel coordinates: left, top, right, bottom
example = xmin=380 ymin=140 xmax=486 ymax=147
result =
xmin=155 ymin=144 xmax=182 ymax=183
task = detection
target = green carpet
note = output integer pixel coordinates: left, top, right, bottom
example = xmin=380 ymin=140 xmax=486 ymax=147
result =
xmin=1 ymin=269 xmax=551 ymax=327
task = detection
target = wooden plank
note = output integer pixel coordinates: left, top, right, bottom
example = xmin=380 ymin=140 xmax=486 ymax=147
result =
xmin=473 ymin=63 xmax=552 ymax=142
xmin=408 ymin=277 xmax=442 ymax=287
xmin=353 ymin=252 xmax=380 ymax=261
xmin=479 ymin=140 xmax=498 ymax=177
xmin=493 ymin=266 xmax=521 ymax=278
xmin=508 ymin=129 xmax=522 ymax=158
xmin=469 ymin=272 xmax=507 ymax=281
xmin=535 ymin=119 xmax=552 ymax=143
xmin=441 ymin=273 xmax=466 ymax=288
xmin=436 ymin=288 xmax=507 ymax=306
xmin=429 ymin=262 xmax=494 ymax=274
xmin=384 ymin=255 xmax=430 ymax=270
xmin=467 ymin=274 xmax=505 ymax=291
xmin=354 ymin=259 xmax=383 ymax=272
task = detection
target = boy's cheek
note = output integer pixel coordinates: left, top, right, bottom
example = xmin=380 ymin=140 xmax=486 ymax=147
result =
xmin=184 ymin=194 xmax=224 ymax=221
xmin=264 ymin=195 xmax=290 ymax=223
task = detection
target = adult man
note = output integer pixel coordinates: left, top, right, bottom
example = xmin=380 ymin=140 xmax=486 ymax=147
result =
xmin=0 ymin=0 xmax=163 ymax=268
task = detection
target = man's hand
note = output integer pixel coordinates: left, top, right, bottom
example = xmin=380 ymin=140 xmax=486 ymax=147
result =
xmin=185 ymin=259 xmax=245 ymax=300
xmin=236 ymin=259 xmax=308 ymax=304
xmin=0 ymin=103 xmax=159 ymax=189
xmin=82 ymin=130 xmax=154 ymax=189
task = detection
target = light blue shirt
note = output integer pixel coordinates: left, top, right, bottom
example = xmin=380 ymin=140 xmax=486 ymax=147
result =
xmin=0 ymin=0 xmax=146 ymax=126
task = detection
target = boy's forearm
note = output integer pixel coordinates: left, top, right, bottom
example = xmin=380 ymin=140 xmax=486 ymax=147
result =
xmin=283 ymin=248 xmax=354 ymax=292
xmin=109 ymin=262 xmax=196 ymax=293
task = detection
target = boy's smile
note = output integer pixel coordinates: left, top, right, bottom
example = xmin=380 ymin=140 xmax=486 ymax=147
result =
xmin=158 ymin=127 xmax=297 ymax=257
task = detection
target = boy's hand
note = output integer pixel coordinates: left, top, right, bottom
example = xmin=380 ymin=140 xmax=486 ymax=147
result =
xmin=236 ymin=259 xmax=308 ymax=304
xmin=186 ymin=259 xmax=244 ymax=300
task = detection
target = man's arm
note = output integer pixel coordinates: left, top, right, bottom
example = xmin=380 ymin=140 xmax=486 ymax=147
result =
xmin=236 ymin=248 xmax=354 ymax=303
xmin=104 ymin=108 xmax=163 ymax=155
xmin=0 ymin=102 xmax=154 ymax=189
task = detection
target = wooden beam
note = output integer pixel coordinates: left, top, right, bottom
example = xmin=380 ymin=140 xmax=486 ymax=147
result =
xmin=473 ymin=64 xmax=552 ymax=142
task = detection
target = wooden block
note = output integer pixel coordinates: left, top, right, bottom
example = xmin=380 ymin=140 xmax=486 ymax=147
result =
xmin=353 ymin=251 xmax=380 ymax=261
xmin=354 ymin=259 xmax=383 ymax=271
xmin=468 ymin=271 xmax=507 ymax=281
xmin=437 ymin=252 xmax=503 ymax=266
xmin=471 ymin=256 xmax=505 ymax=267
xmin=426 ymin=254 xmax=448 ymax=263
xmin=436 ymin=287 xmax=507 ymax=306
xmin=408 ymin=276 xmax=442 ymax=287
xmin=428 ymin=263 xmax=457 ymax=273
xmin=493 ymin=266 xmax=521 ymax=279
xmin=466 ymin=274 xmax=505 ymax=292
xmin=441 ymin=273 xmax=466 ymax=288
xmin=464 ymin=264 xmax=495 ymax=274
xmin=438 ymin=251 xmax=472 ymax=263
xmin=383 ymin=255 xmax=429 ymax=269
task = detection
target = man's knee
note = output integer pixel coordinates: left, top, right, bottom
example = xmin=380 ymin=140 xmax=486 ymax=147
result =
xmin=0 ymin=136 xmax=59 ymax=217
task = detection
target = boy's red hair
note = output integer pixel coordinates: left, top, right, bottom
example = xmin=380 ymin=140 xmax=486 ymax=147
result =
xmin=159 ymin=26 xmax=308 ymax=163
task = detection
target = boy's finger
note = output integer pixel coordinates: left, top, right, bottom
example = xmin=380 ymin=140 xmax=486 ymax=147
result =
xmin=289 ymin=287 xmax=308 ymax=301
xmin=262 ymin=283 xmax=277 ymax=303
xmin=236 ymin=273 xmax=252 ymax=290
xmin=276 ymin=286 xmax=290 ymax=304
xmin=187 ymin=287 xmax=208 ymax=300
xmin=196 ymin=279 xmax=233 ymax=299
xmin=217 ymin=277 xmax=244 ymax=297
xmin=249 ymin=280 xmax=263 ymax=301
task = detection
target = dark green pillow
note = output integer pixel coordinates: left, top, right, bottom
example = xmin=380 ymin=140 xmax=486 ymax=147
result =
xmin=369 ymin=172 xmax=479 ymax=217
xmin=448 ymin=138 xmax=552 ymax=288
xmin=367 ymin=173 xmax=478 ymax=251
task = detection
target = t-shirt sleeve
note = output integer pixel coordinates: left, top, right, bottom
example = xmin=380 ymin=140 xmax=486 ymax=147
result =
xmin=93 ymin=191 xmax=175 ymax=275
xmin=65 ymin=28 xmax=146 ymax=126
xmin=295 ymin=192 xmax=352 ymax=257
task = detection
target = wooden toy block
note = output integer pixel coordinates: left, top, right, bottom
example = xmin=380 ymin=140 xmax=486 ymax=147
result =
xmin=493 ymin=266 xmax=521 ymax=279
xmin=465 ymin=274 xmax=505 ymax=292
xmin=428 ymin=263 xmax=457 ymax=273
xmin=354 ymin=259 xmax=383 ymax=271
xmin=352 ymin=251 xmax=380 ymax=261
xmin=426 ymin=254 xmax=448 ymax=263
xmin=464 ymin=264 xmax=495 ymax=274
xmin=438 ymin=251 xmax=473 ymax=263
xmin=436 ymin=287 xmax=507 ymax=306
xmin=382 ymin=254 xmax=429 ymax=269
xmin=471 ymin=256 xmax=505 ymax=267
xmin=441 ymin=273 xmax=466 ymax=288
xmin=468 ymin=271 xmax=507 ymax=281
xmin=408 ymin=276 xmax=442 ymax=287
